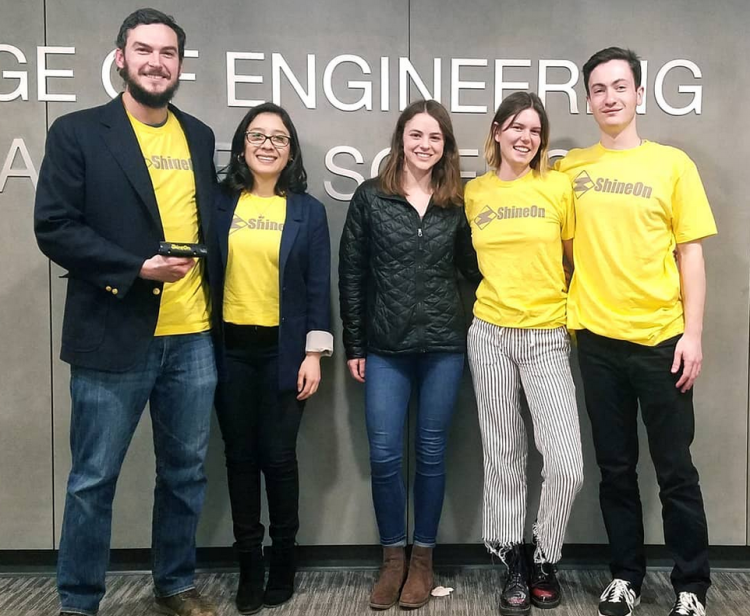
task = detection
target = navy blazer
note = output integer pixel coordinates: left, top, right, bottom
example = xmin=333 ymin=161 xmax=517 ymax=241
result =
xmin=216 ymin=188 xmax=332 ymax=392
xmin=34 ymin=95 xmax=222 ymax=371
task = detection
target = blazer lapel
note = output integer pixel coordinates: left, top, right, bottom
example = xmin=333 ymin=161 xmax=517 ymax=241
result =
xmin=174 ymin=105 xmax=215 ymax=243
xmin=217 ymin=191 xmax=240 ymax=269
xmin=99 ymin=96 xmax=163 ymax=234
xmin=279 ymin=192 xmax=303 ymax=283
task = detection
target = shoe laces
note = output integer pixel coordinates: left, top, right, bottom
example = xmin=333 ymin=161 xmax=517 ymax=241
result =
xmin=530 ymin=563 xmax=553 ymax=586
xmin=600 ymin=579 xmax=636 ymax=606
xmin=507 ymin=570 xmax=526 ymax=588
xmin=503 ymin=562 xmax=526 ymax=593
xmin=672 ymin=592 xmax=705 ymax=616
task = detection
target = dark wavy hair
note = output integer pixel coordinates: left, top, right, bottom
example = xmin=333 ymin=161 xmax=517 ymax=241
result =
xmin=583 ymin=47 xmax=642 ymax=96
xmin=378 ymin=99 xmax=463 ymax=208
xmin=221 ymin=103 xmax=307 ymax=196
xmin=116 ymin=9 xmax=186 ymax=79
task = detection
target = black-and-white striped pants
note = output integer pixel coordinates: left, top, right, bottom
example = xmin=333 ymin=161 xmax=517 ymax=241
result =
xmin=467 ymin=318 xmax=584 ymax=564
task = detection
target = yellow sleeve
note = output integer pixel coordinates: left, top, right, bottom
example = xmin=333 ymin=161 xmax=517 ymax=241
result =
xmin=463 ymin=180 xmax=477 ymax=221
xmin=672 ymin=159 xmax=717 ymax=243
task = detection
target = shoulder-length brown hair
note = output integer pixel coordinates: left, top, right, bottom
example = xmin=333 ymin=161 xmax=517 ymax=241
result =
xmin=379 ymin=99 xmax=463 ymax=207
xmin=484 ymin=92 xmax=549 ymax=176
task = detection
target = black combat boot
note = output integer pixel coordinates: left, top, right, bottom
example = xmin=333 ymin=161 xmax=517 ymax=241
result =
xmin=499 ymin=543 xmax=530 ymax=616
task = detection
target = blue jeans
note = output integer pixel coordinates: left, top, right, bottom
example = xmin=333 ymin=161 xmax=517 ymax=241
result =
xmin=365 ymin=352 xmax=464 ymax=547
xmin=57 ymin=332 xmax=217 ymax=616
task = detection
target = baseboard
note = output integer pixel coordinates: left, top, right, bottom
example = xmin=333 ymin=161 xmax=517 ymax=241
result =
xmin=2 ymin=544 xmax=749 ymax=574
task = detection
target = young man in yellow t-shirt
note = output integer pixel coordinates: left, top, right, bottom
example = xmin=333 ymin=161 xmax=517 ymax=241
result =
xmin=556 ymin=47 xmax=716 ymax=616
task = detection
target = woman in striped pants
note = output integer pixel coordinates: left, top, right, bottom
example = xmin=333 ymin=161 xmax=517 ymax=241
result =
xmin=464 ymin=92 xmax=584 ymax=615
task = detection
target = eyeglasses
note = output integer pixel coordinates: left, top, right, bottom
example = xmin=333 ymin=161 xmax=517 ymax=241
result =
xmin=245 ymin=131 xmax=291 ymax=148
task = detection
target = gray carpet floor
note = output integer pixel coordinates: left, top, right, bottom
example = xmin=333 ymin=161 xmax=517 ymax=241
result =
xmin=1 ymin=568 xmax=748 ymax=615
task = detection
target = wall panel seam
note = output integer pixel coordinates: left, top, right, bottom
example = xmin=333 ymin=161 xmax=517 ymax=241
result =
xmin=746 ymin=265 xmax=750 ymax=546
xmin=406 ymin=0 xmax=412 ymax=541
xmin=42 ymin=0 xmax=57 ymax=550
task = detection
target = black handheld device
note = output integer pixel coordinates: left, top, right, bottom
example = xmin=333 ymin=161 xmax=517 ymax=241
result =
xmin=157 ymin=241 xmax=208 ymax=258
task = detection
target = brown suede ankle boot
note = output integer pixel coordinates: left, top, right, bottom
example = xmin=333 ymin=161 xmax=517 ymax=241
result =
xmin=369 ymin=546 xmax=407 ymax=610
xmin=398 ymin=545 xmax=434 ymax=609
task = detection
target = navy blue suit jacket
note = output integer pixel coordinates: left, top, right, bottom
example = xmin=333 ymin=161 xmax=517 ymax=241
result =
xmin=215 ymin=188 xmax=331 ymax=392
xmin=34 ymin=95 xmax=222 ymax=371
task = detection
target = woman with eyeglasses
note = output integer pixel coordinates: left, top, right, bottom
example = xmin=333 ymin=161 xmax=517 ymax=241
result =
xmin=214 ymin=102 xmax=332 ymax=614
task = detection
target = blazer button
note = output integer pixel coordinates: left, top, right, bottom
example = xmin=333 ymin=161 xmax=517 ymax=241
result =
xmin=105 ymin=286 xmax=112 ymax=292
xmin=112 ymin=288 xmax=119 ymax=295
xmin=152 ymin=288 xmax=161 ymax=295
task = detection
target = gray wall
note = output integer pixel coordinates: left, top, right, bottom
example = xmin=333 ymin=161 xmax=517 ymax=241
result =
xmin=0 ymin=0 xmax=747 ymax=550
xmin=0 ymin=0 xmax=54 ymax=550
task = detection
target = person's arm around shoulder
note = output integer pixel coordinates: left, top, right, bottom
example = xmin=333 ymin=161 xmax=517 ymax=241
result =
xmin=455 ymin=209 xmax=482 ymax=284
xmin=339 ymin=183 xmax=371 ymax=383
xmin=560 ymin=177 xmax=576 ymax=283
xmin=297 ymin=195 xmax=333 ymax=400
xmin=562 ymin=240 xmax=574 ymax=285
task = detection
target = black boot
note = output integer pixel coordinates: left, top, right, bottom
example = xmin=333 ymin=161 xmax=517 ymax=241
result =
xmin=263 ymin=545 xmax=296 ymax=607
xmin=236 ymin=547 xmax=265 ymax=614
xmin=499 ymin=543 xmax=530 ymax=616
xmin=530 ymin=561 xmax=561 ymax=609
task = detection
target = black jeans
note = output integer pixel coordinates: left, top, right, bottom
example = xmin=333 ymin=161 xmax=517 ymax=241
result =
xmin=215 ymin=323 xmax=304 ymax=551
xmin=577 ymin=330 xmax=710 ymax=601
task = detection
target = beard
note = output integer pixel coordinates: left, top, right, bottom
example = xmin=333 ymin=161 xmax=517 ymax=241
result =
xmin=121 ymin=59 xmax=180 ymax=109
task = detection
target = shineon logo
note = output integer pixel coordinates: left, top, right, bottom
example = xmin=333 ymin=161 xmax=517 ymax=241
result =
xmin=473 ymin=204 xmax=547 ymax=230
xmin=230 ymin=214 xmax=284 ymax=234
xmin=573 ymin=170 xmax=653 ymax=199
xmin=144 ymin=155 xmax=193 ymax=171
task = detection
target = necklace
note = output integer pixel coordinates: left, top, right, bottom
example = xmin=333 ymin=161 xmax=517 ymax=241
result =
xmin=245 ymin=191 xmax=281 ymax=218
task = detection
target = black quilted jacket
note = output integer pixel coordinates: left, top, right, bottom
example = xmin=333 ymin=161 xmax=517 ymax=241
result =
xmin=339 ymin=178 xmax=480 ymax=359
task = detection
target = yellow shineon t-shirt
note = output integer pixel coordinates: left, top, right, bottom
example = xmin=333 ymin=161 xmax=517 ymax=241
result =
xmin=465 ymin=170 xmax=575 ymax=329
xmin=129 ymin=111 xmax=211 ymax=336
xmin=556 ymin=141 xmax=717 ymax=345
xmin=224 ymin=192 xmax=286 ymax=326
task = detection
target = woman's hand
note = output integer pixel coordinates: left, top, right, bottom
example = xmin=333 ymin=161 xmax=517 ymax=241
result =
xmin=347 ymin=358 xmax=366 ymax=383
xmin=297 ymin=352 xmax=322 ymax=400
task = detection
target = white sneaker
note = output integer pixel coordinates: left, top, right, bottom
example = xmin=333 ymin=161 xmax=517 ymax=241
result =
xmin=668 ymin=592 xmax=706 ymax=616
xmin=598 ymin=579 xmax=640 ymax=616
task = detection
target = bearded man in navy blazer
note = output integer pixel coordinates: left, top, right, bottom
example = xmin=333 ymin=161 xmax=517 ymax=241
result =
xmin=34 ymin=9 xmax=220 ymax=616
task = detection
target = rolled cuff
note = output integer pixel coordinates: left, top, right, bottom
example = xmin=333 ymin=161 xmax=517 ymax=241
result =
xmin=305 ymin=330 xmax=334 ymax=356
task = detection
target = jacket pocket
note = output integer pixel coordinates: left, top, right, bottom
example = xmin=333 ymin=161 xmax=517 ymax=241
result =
xmin=61 ymin=278 xmax=109 ymax=352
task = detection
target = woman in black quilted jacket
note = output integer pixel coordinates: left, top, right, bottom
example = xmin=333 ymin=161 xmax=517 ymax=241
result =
xmin=339 ymin=99 xmax=479 ymax=611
